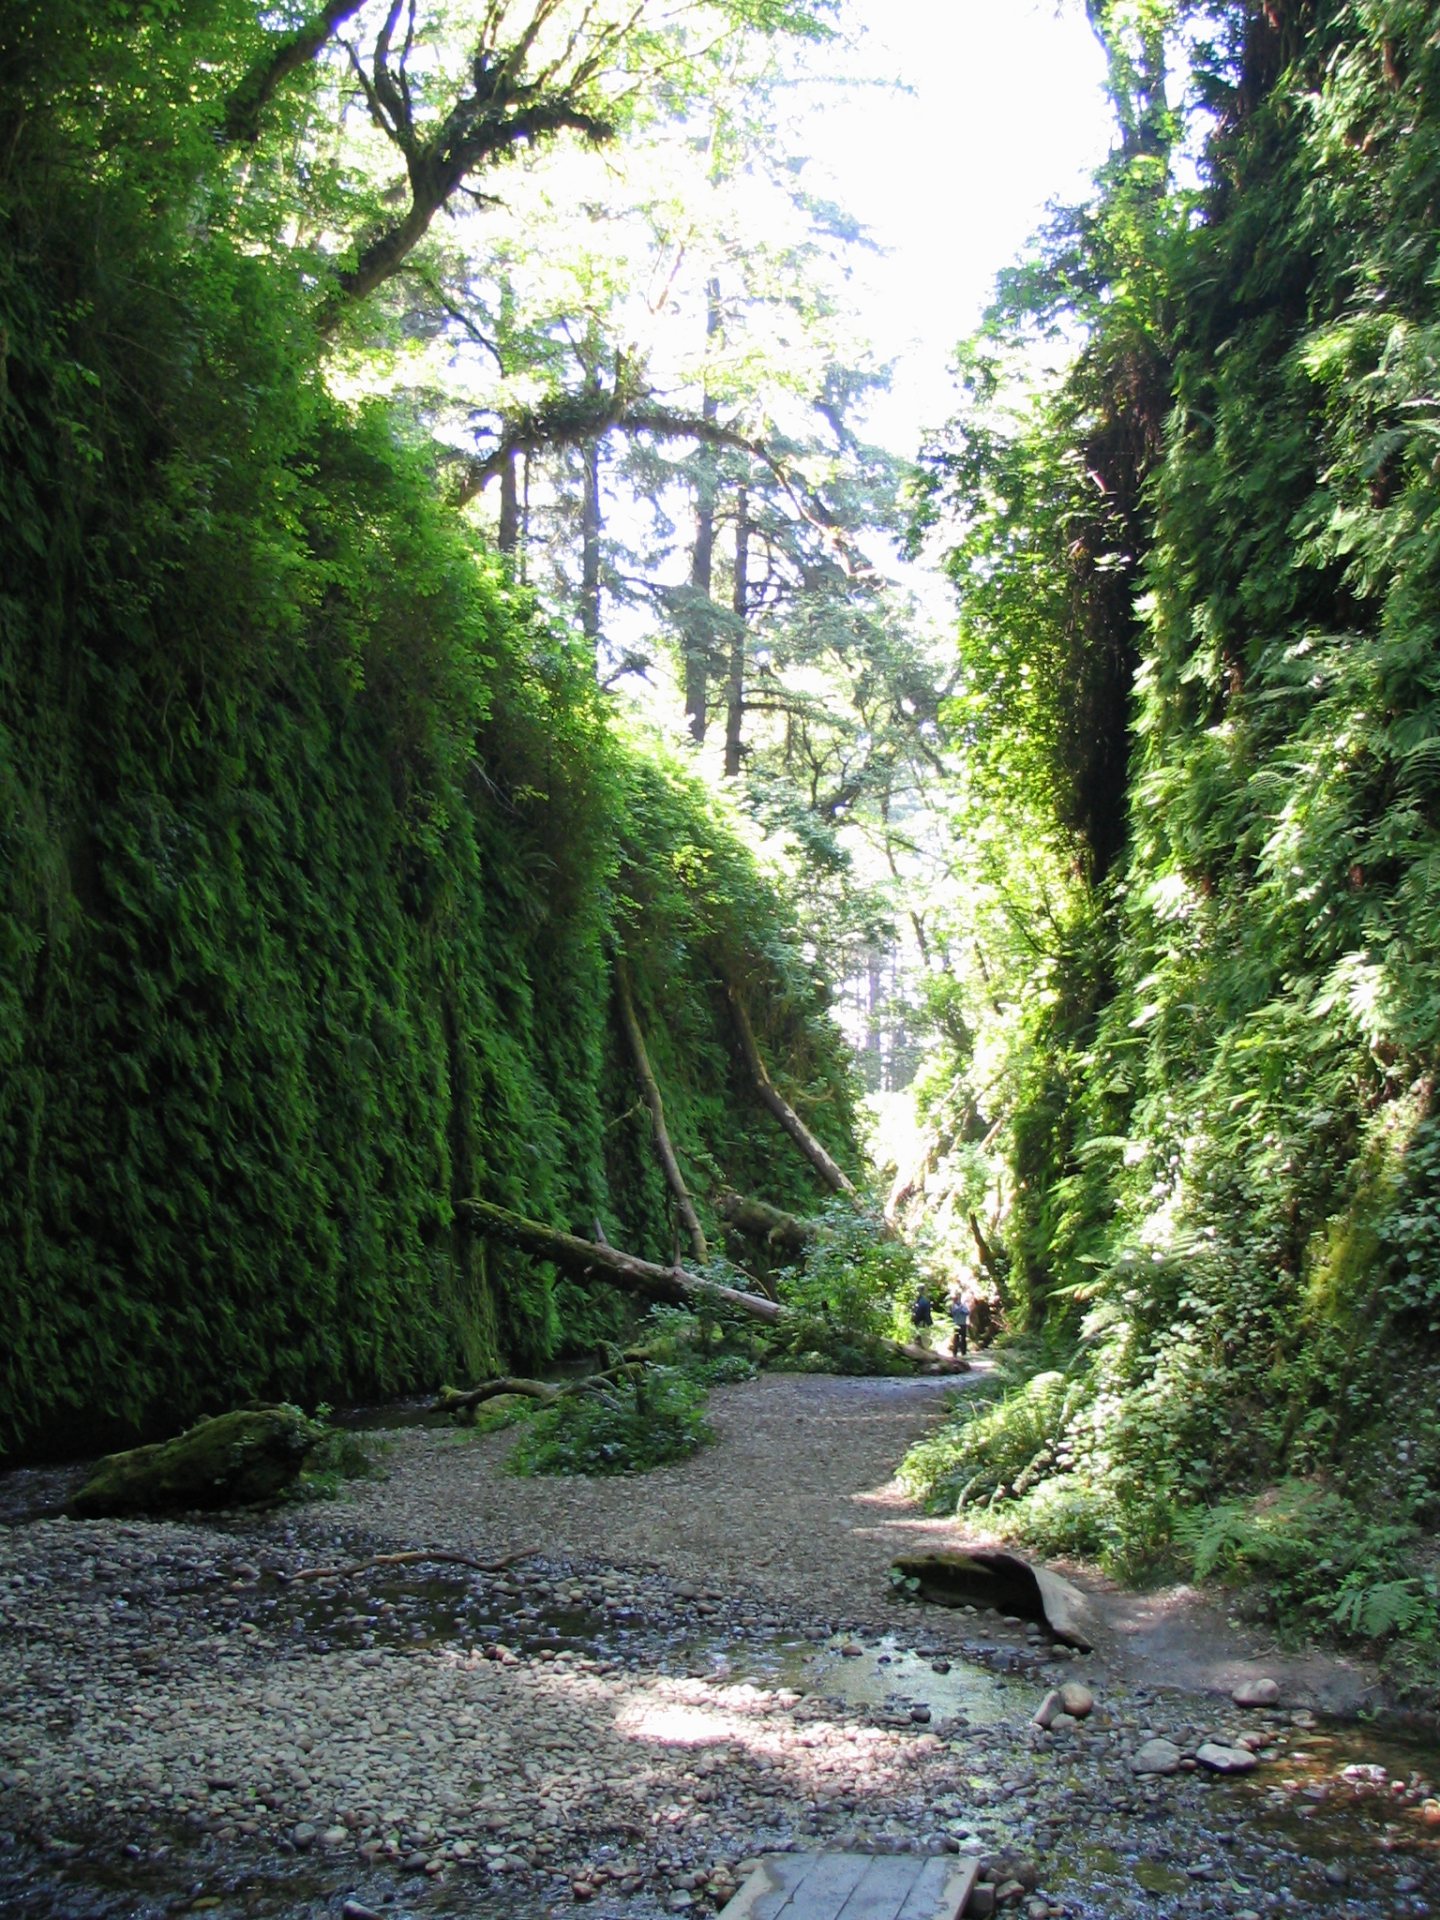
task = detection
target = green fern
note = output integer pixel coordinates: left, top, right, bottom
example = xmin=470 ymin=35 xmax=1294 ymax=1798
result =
xmin=1329 ymin=1577 xmax=1425 ymax=1642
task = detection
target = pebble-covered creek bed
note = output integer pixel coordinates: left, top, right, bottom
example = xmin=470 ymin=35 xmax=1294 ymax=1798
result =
xmin=0 ymin=1389 xmax=1436 ymax=1920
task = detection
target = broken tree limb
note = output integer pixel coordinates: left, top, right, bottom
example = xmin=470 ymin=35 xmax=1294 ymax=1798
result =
xmin=436 ymin=1378 xmax=563 ymax=1415
xmin=287 ymin=1547 xmax=540 ymax=1584
xmin=715 ymin=1191 xmax=814 ymax=1255
xmin=969 ymin=1211 xmax=1003 ymax=1281
xmin=436 ymin=1360 xmax=650 ymax=1417
xmin=459 ymin=1202 xmax=964 ymax=1372
xmin=615 ymin=956 xmax=708 ymax=1264
xmin=460 ymin=1201 xmax=787 ymax=1323
xmin=724 ymin=986 xmax=858 ymax=1198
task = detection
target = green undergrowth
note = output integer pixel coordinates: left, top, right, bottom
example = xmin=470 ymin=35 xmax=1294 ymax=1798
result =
xmin=901 ymin=1333 xmax=1440 ymax=1699
xmin=506 ymin=1368 xmax=715 ymax=1477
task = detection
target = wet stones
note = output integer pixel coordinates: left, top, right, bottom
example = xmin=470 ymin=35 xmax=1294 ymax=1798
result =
xmin=1230 ymin=1676 xmax=1281 ymax=1709
xmin=1 ymin=1456 xmax=1437 ymax=1920
xmin=1194 ymin=1742 xmax=1258 ymax=1774
xmin=1032 ymin=1682 xmax=1095 ymax=1729
xmin=1131 ymin=1738 xmax=1184 ymax=1775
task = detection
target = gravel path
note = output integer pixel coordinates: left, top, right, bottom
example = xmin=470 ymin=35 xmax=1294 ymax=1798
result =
xmin=0 ymin=1372 xmax=1436 ymax=1920
xmin=355 ymin=1373 xmax=971 ymax=1626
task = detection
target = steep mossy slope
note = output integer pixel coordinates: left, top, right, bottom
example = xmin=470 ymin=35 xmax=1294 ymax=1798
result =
xmin=0 ymin=11 xmax=856 ymax=1457
xmin=910 ymin=1 xmax=1440 ymax=1679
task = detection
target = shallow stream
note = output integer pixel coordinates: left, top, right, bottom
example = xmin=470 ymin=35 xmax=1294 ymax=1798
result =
xmin=1 ymin=1423 xmax=1436 ymax=1920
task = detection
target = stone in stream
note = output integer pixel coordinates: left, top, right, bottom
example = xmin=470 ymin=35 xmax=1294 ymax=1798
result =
xmin=1032 ymin=1690 xmax=1064 ymax=1729
xmin=1131 ymin=1738 xmax=1183 ymax=1775
xmin=1195 ymin=1742 xmax=1258 ymax=1774
xmin=1231 ymin=1676 xmax=1281 ymax=1708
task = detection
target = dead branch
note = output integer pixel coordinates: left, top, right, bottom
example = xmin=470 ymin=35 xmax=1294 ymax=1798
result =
xmin=724 ymin=986 xmax=858 ymax=1198
xmin=615 ymin=956 xmax=707 ymax=1264
xmin=459 ymin=1202 xmax=963 ymax=1372
xmin=287 ymin=1546 xmax=540 ymax=1583
xmin=460 ymin=1200 xmax=786 ymax=1322
xmin=436 ymin=1377 xmax=563 ymax=1414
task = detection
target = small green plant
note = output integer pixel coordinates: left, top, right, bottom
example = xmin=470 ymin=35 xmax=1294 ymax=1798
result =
xmin=506 ymin=1367 xmax=714 ymax=1477
xmin=291 ymin=1405 xmax=384 ymax=1500
xmin=774 ymin=1198 xmax=920 ymax=1348
xmin=1328 ymin=1575 xmax=1430 ymax=1641
xmin=686 ymin=1351 xmax=759 ymax=1385
xmin=637 ymin=1302 xmax=763 ymax=1381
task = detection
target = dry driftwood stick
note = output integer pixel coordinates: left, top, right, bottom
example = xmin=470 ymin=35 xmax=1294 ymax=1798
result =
xmin=287 ymin=1546 xmax=540 ymax=1584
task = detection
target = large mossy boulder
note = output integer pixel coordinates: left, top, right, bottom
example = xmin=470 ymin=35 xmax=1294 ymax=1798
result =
xmin=68 ymin=1407 xmax=320 ymax=1518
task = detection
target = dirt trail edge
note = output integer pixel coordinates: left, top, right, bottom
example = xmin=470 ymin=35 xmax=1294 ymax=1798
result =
xmin=357 ymin=1370 xmax=1376 ymax=1713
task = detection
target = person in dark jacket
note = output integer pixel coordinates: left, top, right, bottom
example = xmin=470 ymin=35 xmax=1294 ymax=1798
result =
xmin=911 ymin=1286 xmax=934 ymax=1341
xmin=946 ymin=1282 xmax=971 ymax=1357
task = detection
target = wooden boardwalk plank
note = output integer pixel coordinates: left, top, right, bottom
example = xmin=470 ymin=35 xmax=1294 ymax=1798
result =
xmin=720 ymin=1854 xmax=983 ymax=1920
xmin=830 ymin=1854 xmax=922 ymax=1920
xmin=721 ymin=1853 xmax=866 ymax=1920
xmin=894 ymin=1855 xmax=982 ymax=1920
xmin=778 ymin=1852 xmax=874 ymax=1920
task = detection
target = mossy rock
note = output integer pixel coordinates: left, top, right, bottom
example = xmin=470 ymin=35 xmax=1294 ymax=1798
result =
xmin=67 ymin=1407 xmax=321 ymax=1518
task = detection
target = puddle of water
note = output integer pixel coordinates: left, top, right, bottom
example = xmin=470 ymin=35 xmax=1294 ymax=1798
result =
xmin=0 ymin=1834 xmax=558 ymax=1920
xmin=263 ymin=1574 xmax=1028 ymax=1736
xmin=675 ymin=1630 xmax=1022 ymax=1726
xmin=1047 ymin=1713 xmax=1439 ymax=1918
xmin=333 ymin=1398 xmax=453 ymax=1434
xmin=252 ymin=1569 xmax=613 ymax=1660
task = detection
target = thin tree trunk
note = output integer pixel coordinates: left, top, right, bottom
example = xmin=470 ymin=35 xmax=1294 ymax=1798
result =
xmin=724 ymin=484 xmax=748 ymax=778
xmin=615 ymin=957 xmax=707 ymax=1264
xmin=499 ymin=453 xmax=520 ymax=553
xmin=725 ymin=986 xmax=858 ymax=1197
xmin=520 ymin=453 xmax=531 ymax=585
xmin=685 ymin=281 xmax=723 ymax=744
xmin=581 ymin=439 xmax=602 ymax=644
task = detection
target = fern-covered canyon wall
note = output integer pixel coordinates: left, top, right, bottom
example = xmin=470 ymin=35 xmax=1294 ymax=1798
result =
xmin=908 ymin=0 xmax=1440 ymax=1663
xmin=0 ymin=5 xmax=857 ymax=1457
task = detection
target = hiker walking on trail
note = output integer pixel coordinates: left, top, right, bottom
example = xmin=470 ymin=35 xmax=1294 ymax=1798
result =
xmin=911 ymin=1285 xmax=934 ymax=1343
xmin=946 ymin=1281 xmax=971 ymax=1357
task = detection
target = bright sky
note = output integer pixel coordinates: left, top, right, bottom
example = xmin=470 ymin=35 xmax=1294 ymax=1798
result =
xmin=797 ymin=0 xmax=1114 ymax=452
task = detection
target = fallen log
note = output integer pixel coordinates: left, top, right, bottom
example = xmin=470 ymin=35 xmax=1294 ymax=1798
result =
xmin=436 ymin=1360 xmax=648 ymax=1417
xmin=460 ymin=1200 xmax=787 ymax=1322
xmin=459 ymin=1201 xmax=965 ymax=1372
xmin=68 ymin=1408 xmax=319 ymax=1518
xmin=436 ymin=1377 xmax=563 ymax=1415
xmin=615 ymin=955 xmax=708 ymax=1264
xmin=724 ymin=985 xmax=858 ymax=1198
xmin=891 ymin=1548 xmax=1099 ymax=1652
